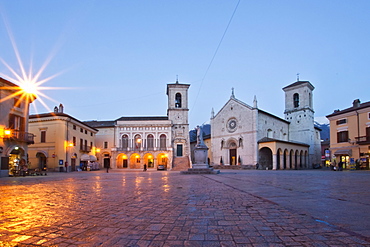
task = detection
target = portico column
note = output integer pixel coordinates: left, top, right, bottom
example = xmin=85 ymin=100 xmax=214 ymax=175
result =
xmin=272 ymin=153 xmax=277 ymax=170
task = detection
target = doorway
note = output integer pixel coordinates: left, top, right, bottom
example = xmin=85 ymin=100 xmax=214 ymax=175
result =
xmin=229 ymin=149 xmax=236 ymax=165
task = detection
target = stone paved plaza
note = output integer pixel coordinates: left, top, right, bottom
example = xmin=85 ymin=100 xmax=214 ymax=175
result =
xmin=0 ymin=169 xmax=369 ymax=246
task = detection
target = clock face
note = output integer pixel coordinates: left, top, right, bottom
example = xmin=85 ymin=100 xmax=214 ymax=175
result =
xmin=227 ymin=119 xmax=237 ymax=132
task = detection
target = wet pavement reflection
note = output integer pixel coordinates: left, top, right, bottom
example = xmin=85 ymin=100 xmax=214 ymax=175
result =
xmin=0 ymin=170 xmax=369 ymax=246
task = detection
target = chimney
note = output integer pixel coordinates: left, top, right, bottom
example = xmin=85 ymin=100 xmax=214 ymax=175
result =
xmin=54 ymin=106 xmax=58 ymax=113
xmin=352 ymin=99 xmax=361 ymax=108
xmin=59 ymin=103 xmax=64 ymax=113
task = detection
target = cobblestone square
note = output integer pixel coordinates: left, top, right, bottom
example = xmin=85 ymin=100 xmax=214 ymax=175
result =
xmin=0 ymin=170 xmax=369 ymax=246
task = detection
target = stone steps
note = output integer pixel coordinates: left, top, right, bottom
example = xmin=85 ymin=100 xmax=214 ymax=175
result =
xmin=171 ymin=157 xmax=191 ymax=171
xmin=180 ymin=167 xmax=220 ymax=175
xmin=212 ymin=165 xmax=255 ymax=170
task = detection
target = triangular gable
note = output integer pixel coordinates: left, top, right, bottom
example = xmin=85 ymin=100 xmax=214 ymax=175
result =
xmin=213 ymin=97 xmax=254 ymax=119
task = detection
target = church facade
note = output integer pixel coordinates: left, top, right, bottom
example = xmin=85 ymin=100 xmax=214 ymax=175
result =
xmin=210 ymin=81 xmax=321 ymax=170
xmin=85 ymin=81 xmax=191 ymax=171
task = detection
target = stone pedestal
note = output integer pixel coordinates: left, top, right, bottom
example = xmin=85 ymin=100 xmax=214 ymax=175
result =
xmin=193 ymin=144 xmax=209 ymax=169
xmin=181 ymin=143 xmax=220 ymax=174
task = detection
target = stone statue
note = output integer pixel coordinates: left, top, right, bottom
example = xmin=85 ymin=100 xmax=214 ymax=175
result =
xmin=196 ymin=125 xmax=205 ymax=146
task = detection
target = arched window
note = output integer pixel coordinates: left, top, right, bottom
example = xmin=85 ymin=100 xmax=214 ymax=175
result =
xmin=134 ymin=134 xmax=142 ymax=150
xmin=175 ymin=93 xmax=182 ymax=108
xmin=293 ymin=93 xmax=299 ymax=108
xmin=147 ymin=134 xmax=154 ymax=149
xmin=122 ymin=135 xmax=129 ymax=149
xmin=159 ymin=134 xmax=166 ymax=149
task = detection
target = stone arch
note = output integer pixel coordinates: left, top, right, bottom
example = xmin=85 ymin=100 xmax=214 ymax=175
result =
xmin=144 ymin=153 xmax=154 ymax=168
xmin=130 ymin=153 xmax=141 ymax=169
xmin=117 ymin=153 xmax=128 ymax=168
xmin=259 ymin=147 xmax=273 ymax=170
xmin=157 ymin=153 xmax=168 ymax=169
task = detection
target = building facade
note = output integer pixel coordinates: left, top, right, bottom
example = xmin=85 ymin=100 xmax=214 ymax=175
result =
xmin=326 ymin=99 xmax=370 ymax=170
xmin=0 ymin=77 xmax=35 ymax=177
xmin=85 ymin=81 xmax=191 ymax=171
xmin=28 ymin=105 xmax=98 ymax=172
xmin=211 ymin=81 xmax=321 ymax=170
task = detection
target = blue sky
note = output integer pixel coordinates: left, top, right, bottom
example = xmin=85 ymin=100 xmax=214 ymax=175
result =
xmin=1 ymin=1 xmax=369 ymax=129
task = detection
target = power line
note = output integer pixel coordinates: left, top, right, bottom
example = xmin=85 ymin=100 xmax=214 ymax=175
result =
xmin=190 ymin=0 xmax=241 ymax=116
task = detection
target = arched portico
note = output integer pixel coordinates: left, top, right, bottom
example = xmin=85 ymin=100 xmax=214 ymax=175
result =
xmin=258 ymin=139 xmax=309 ymax=170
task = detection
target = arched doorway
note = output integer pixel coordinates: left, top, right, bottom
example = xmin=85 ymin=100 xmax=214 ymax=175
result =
xmin=228 ymin=141 xmax=237 ymax=166
xmin=259 ymin=147 xmax=273 ymax=170
xmin=36 ymin=152 xmax=47 ymax=170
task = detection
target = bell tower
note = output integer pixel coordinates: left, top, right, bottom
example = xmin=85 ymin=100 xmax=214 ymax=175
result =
xmin=283 ymin=80 xmax=319 ymax=167
xmin=167 ymin=79 xmax=191 ymax=170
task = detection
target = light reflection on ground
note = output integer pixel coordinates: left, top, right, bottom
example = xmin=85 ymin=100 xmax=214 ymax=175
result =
xmin=0 ymin=170 xmax=369 ymax=246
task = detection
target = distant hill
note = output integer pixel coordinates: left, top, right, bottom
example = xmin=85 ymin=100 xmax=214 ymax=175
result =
xmin=315 ymin=122 xmax=330 ymax=141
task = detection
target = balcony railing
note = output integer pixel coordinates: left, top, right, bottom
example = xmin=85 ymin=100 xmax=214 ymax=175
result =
xmin=355 ymin=136 xmax=370 ymax=145
xmin=80 ymin=146 xmax=92 ymax=153
xmin=4 ymin=130 xmax=34 ymax=144
xmin=116 ymin=146 xmax=168 ymax=152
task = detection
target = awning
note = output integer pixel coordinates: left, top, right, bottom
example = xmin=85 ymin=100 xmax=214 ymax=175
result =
xmin=334 ymin=149 xmax=352 ymax=156
xmin=80 ymin=154 xmax=97 ymax=161
xmin=80 ymin=154 xmax=90 ymax=161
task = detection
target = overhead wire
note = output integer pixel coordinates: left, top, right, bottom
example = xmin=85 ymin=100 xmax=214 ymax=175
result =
xmin=190 ymin=0 xmax=241 ymax=117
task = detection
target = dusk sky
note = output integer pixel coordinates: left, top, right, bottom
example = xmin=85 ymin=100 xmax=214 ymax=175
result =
xmin=1 ymin=1 xmax=369 ymax=129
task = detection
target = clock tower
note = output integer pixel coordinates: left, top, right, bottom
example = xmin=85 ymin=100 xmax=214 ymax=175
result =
xmin=167 ymin=80 xmax=191 ymax=170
